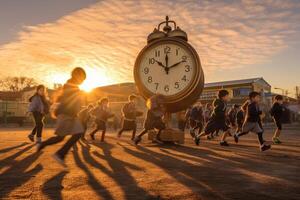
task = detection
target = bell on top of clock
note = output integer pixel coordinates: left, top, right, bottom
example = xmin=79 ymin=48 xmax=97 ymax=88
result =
xmin=168 ymin=26 xmax=188 ymax=41
xmin=147 ymin=28 xmax=166 ymax=44
xmin=147 ymin=16 xmax=188 ymax=43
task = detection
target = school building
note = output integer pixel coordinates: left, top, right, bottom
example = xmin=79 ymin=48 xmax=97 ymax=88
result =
xmin=199 ymin=77 xmax=272 ymax=106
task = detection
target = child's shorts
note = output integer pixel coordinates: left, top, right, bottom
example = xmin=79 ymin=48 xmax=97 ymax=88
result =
xmin=242 ymin=122 xmax=263 ymax=133
xmin=274 ymin=119 xmax=282 ymax=130
xmin=204 ymin=119 xmax=229 ymax=134
xmin=122 ymin=119 xmax=137 ymax=131
xmin=96 ymin=120 xmax=106 ymax=130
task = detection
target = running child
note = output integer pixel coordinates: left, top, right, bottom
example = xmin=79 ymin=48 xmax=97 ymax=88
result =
xmin=236 ymin=105 xmax=244 ymax=133
xmin=133 ymin=94 xmax=166 ymax=145
xmin=195 ymin=90 xmax=232 ymax=146
xmin=78 ymin=104 xmax=94 ymax=140
xmin=117 ymin=94 xmax=143 ymax=140
xmin=189 ymin=100 xmax=205 ymax=139
xmin=89 ymin=98 xmax=114 ymax=142
xmin=228 ymin=104 xmax=239 ymax=130
xmin=28 ymin=85 xmax=50 ymax=144
xmin=37 ymin=67 xmax=87 ymax=167
xmin=234 ymin=91 xmax=271 ymax=151
xmin=270 ymin=95 xmax=285 ymax=144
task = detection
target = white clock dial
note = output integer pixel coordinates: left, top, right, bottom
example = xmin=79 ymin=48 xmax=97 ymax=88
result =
xmin=138 ymin=42 xmax=196 ymax=96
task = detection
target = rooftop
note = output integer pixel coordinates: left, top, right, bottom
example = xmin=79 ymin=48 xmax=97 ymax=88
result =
xmin=204 ymin=77 xmax=271 ymax=88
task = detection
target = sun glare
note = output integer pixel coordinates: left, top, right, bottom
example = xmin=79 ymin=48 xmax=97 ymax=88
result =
xmin=79 ymin=67 xmax=113 ymax=92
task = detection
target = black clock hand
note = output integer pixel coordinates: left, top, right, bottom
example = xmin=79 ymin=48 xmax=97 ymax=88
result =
xmin=168 ymin=60 xmax=184 ymax=69
xmin=165 ymin=53 xmax=169 ymax=68
xmin=165 ymin=53 xmax=169 ymax=74
xmin=155 ymin=59 xmax=166 ymax=69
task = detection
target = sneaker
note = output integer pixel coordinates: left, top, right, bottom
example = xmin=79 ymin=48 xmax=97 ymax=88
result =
xmin=134 ymin=136 xmax=142 ymax=145
xmin=206 ymin=135 xmax=212 ymax=140
xmin=52 ymin=154 xmax=67 ymax=168
xmin=234 ymin=134 xmax=239 ymax=143
xmin=220 ymin=141 xmax=229 ymax=146
xmin=260 ymin=143 xmax=271 ymax=151
xmin=194 ymin=136 xmax=200 ymax=146
xmin=90 ymin=133 xmax=95 ymax=140
xmin=28 ymin=134 xmax=34 ymax=142
xmin=272 ymin=137 xmax=282 ymax=144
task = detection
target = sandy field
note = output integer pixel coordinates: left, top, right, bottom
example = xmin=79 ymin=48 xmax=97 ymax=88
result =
xmin=0 ymin=124 xmax=299 ymax=200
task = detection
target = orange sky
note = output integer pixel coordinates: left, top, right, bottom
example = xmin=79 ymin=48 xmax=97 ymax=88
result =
xmin=0 ymin=0 xmax=299 ymax=95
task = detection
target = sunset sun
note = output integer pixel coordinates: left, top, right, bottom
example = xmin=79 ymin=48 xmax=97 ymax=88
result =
xmin=79 ymin=67 xmax=114 ymax=92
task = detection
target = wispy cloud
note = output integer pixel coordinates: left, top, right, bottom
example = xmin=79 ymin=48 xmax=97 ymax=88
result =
xmin=0 ymin=0 xmax=299 ymax=87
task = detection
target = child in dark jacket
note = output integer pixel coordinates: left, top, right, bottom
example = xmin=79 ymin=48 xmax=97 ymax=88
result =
xmin=189 ymin=101 xmax=205 ymax=139
xmin=37 ymin=67 xmax=86 ymax=167
xmin=196 ymin=90 xmax=232 ymax=146
xmin=118 ymin=95 xmax=143 ymax=140
xmin=234 ymin=92 xmax=271 ymax=151
xmin=134 ymin=94 xmax=166 ymax=145
xmin=270 ymin=95 xmax=285 ymax=144
xmin=28 ymin=85 xmax=49 ymax=143
xmin=89 ymin=98 xmax=114 ymax=142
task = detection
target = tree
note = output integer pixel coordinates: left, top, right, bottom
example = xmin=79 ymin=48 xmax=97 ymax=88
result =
xmin=0 ymin=76 xmax=38 ymax=92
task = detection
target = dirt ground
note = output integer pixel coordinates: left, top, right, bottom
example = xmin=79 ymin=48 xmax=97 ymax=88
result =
xmin=0 ymin=125 xmax=299 ymax=200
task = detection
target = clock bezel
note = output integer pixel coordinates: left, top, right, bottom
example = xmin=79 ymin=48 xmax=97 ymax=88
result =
xmin=134 ymin=37 xmax=204 ymax=112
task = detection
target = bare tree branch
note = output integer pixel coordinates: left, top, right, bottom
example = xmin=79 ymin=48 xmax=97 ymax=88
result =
xmin=0 ymin=76 xmax=38 ymax=92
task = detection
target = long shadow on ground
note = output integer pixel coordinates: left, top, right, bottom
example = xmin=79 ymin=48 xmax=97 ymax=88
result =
xmin=84 ymin=140 xmax=158 ymax=200
xmin=42 ymin=171 xmax=68 ymax=200
xmin=0 ymin=151 xmax=43 ymax=199
xmin=72 ymin=143 xmax=114 ymax=200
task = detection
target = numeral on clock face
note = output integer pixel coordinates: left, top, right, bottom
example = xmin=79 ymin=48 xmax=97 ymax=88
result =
xmin=154 ymin=83 xmax=159 ymax=90
xmin=144 ymin=67 xmax=149 ymax=74
xmin=155 ymin=50 xmax=160 ymax=57
xmin=164 ymin=85 xmax=169 ymax=92
xmin=149 ymin=58 xmax=155 ymax=64
xmin=164 ymin=46 xmax=171 ymax=54
xmin=185 ymin=65 xmax=190 ymax=72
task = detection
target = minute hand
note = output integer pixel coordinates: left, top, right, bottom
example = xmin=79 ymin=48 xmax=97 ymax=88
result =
xmin=168 ymin=60 xmax=184 ymax=70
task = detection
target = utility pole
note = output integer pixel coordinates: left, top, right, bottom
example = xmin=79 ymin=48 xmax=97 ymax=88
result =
xmin=296 ymin=86 xmax=300 ymax=103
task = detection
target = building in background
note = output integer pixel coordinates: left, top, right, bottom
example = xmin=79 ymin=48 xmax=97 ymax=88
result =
xmin=199 ymin=77 xmax=271 ymax=106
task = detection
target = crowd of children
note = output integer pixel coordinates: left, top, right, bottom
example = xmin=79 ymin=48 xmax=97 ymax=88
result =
xmin=26 ymin=67 xmax=288 ymax=168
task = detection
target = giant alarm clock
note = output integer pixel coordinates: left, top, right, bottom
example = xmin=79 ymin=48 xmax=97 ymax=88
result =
xmin=134 ymin=16 xmax=204 ymax=112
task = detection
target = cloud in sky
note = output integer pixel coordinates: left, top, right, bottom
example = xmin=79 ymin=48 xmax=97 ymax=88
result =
xmin=0 ymin=0 xmax=299 ymax=88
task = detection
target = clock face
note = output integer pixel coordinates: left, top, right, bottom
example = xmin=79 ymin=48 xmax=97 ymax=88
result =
xmin=137 ymin=40 xmax=196 ymax=96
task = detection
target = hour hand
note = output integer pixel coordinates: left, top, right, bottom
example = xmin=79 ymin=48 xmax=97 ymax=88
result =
xmin=155 ymin=59 xmax=166 ymax=68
